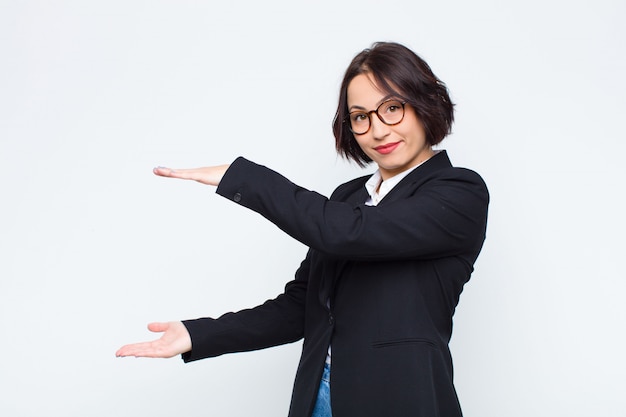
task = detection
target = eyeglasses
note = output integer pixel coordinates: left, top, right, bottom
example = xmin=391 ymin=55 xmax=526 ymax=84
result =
xmin=346 ymin=99 xmax=406 ymax=135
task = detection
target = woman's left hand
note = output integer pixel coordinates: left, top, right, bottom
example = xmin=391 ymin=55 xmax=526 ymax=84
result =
xmin=115 ymin=321 xmax=192 ymax=358
xmin=153 ymin=164 xmax=230 ymax=186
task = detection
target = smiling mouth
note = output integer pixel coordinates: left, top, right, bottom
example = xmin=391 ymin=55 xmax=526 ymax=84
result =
xmin=374 ymin=142 xmax=400 ymax=154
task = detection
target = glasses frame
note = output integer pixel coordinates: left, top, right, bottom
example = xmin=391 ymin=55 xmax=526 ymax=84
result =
xmin=345 ymin=99 xmax=407 ymax=135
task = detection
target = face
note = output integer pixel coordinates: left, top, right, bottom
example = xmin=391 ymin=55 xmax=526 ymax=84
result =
xmin=347 ymin=73 xmax=433 ymax=180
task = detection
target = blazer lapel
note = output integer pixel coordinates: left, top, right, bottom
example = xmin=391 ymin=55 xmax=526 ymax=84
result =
xmin=376 ymin=150 xmax=453 ymax=206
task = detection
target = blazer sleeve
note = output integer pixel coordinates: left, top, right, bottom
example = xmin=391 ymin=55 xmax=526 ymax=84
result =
xmin=216 ymin=157 xmax=488 ymax=261
xmin=181 ymin=251 xmax=310 ymax=362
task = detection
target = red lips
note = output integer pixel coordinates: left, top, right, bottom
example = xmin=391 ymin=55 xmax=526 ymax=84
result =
xmin=374 ymin=142 xmax=400 ymax=155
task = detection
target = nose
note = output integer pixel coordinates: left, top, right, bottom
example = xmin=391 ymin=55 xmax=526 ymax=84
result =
xmin=370 ymin=113 xmax=391 ymax=140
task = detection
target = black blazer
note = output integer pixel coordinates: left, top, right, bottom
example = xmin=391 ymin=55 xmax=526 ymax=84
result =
xmin=182 ymin=151 xmax=489 ymax=417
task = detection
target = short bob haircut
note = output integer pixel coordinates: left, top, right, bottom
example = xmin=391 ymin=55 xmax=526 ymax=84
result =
xmin=332 ymin=42 xmax=454 ymax=167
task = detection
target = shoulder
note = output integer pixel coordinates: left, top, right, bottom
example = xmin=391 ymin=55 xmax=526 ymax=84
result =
xmin=417 ymin=166 xmax=489 ymax=205
xmin=412 ymin=151 xmax=488 ymax=195
xmin=435 ymin=166 xmax=487 ymax=188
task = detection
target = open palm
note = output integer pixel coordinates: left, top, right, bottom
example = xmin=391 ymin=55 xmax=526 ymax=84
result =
xmin=116 ymin=321 xmax=192 ymax=358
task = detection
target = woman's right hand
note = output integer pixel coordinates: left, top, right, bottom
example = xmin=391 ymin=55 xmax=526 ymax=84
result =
xmin=115 ymin=321 xmax=192 ymax=358
xmin=153 ymin=165 xmax=230 ymax=187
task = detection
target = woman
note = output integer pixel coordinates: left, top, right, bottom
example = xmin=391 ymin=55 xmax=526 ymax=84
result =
xmin=116 ymin=42 xmax=489 ymax=417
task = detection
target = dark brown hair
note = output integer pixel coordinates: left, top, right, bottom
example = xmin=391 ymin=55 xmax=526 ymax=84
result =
xmin=332 ymin=42 xmax=454 ymax=166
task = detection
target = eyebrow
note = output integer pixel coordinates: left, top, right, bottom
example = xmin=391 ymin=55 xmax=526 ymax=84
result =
xmin=348 ymin=94 xmax=397 ymax=112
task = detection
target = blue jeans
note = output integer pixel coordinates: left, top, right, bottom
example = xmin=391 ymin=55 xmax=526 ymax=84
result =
xmin=311 ymin=363 xmax=332 ymax=417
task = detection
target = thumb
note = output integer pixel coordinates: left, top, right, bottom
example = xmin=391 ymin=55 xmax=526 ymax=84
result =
xmin=147 ymin=322 xmax=169 ymax=333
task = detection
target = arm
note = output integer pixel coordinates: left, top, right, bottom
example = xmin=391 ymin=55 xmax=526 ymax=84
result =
xmin=216 ymin=157 xmax=489 ymax=261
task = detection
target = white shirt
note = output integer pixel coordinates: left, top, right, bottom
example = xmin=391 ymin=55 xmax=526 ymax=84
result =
xmin=364 ymin=163 xmax=420 ymax=206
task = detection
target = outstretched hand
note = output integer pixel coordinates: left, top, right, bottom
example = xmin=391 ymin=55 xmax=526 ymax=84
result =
xmin=116 ymin=321 xmax=192 ymax=358
xmin=153 ymin=164 xmax=230 ymax=186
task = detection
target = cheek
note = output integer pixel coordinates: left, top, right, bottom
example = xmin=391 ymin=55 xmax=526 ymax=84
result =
xmin=400 ymin=122 xmax=427 ymax=146
xmin=401 ymin=111 xmax=427 ymax=138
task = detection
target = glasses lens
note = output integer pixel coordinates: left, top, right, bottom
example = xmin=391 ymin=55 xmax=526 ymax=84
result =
xmin=348 ymin=100 xmax=404 ymax=135
xmin=378 ymin=100 xmax=404 ymax=125
xmin=349 ymin=112 xmax=370 ymax=135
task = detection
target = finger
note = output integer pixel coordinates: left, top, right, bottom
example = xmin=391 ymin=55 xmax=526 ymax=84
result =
xmin=115 ymin=341 xmax=155 ymax=357
xmin=157 ymin=167 xmax=211 ymax=184
xmin=153 ymin=166 xmax=187 ymax=178
xmin=116 ymin=340 xmax=174 ymax=358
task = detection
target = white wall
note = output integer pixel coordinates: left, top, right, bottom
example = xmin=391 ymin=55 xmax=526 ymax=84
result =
xmin=1 ymin=1 xmax=624 ymax=416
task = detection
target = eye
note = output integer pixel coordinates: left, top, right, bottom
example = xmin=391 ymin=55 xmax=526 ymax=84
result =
xmin=382 ymin=101 xmax=403 ymax=114
xmin=350 ymin=112 xmax=368 ymax=123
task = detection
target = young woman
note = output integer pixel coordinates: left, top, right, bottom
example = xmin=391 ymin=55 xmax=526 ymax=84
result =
xmin=116 ymin=42 xmax=489 ymax=417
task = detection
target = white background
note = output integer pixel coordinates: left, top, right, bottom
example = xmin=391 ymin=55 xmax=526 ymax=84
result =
xmin=1 ymin=0 xmax=625 ymax=416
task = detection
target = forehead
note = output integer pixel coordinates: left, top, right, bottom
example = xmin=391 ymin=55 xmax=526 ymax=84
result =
xmin=347 ymin=73 xmax=390 ymax=108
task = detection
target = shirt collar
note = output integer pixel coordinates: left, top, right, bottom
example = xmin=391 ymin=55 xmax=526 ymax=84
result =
xmin=364 ymin=151 xmax=439 ymax=206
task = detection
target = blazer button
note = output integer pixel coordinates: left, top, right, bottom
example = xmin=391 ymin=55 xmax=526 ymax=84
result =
xmin=328 ymin=315 xmax=335 ymax=325
xmin=233 ymin=192 xmax=242 ymax=202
